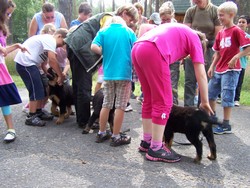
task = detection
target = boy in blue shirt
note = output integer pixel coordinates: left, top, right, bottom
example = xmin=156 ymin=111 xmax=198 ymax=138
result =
xmin=91 ymin=16 xmax=137 ymax=146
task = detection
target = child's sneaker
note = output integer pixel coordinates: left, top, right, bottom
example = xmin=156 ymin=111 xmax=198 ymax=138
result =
xmin=25 ymin=115 xmax=46 ymax=127
xmin=95 ymin=130 xmax=112 ymax=143
xmin=146 ymin=146 xmax=181 ymax=163
xmin=138 ymin=140 xmax=150 ymax=152
xmin=234 ymin=101 xmax=240 ymax=107
xmin=125 ymin=104 xmax=133 ymax=112
xmin=4 ymin=130 xmax=16 ymax=143
xmin=37 ymin=110 xmax=54 ymax=121
xmin=110 ymin=134 xmax=131 ymax=147
xmin=213 ymin=124 xmax=232 ymax=134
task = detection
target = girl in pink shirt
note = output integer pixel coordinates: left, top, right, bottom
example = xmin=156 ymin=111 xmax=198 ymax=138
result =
xmin=132 ymin=23 xmax=213 ymax=163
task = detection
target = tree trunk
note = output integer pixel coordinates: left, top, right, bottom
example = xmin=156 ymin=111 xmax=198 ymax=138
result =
xmin=144 ymin=0 xmax=148 ymax=17
xmin=112 ymin=0 xmax=115 ymax=11
xmin=155 ymin=0 xmax=159 ymax=12
xmin=58 ymin=0 xmax=73 ymax=27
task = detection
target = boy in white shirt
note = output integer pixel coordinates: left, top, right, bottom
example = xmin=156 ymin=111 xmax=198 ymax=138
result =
xmin=15 ymin=28 xmax=68 ymax=127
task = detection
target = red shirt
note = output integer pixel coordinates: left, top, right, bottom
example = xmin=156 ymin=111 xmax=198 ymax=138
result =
xmin=213 ymin=25 xmax=250 ymax=73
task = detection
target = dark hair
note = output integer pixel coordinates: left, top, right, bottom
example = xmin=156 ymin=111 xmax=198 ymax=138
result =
xmin=78 ymin=2 xmax=92 ymax=15
xmin=0 ymin=0 xmax=9 ymax=36
xmin=239 ymin=15 xmax=250 ymax=24
xmin=42 ymin=2 xmax=55 ymax=13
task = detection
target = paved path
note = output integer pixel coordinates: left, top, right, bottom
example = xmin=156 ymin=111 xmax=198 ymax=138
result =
xmin=0 ymin=88 xmax=249 ymax=187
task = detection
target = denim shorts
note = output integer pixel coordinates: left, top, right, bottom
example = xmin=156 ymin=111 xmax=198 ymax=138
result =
xmin=208 ymin=71 xmax=240 ymax=107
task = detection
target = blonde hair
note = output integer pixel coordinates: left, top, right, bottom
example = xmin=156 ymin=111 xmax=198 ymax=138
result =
xmin=159 ymin=1 xmax=175 ymax=17
xmin=54 ymin=28 xmax=68 ymax=38
xmin=218 ymin=1 xmax=238 ymax=15
xmin=40 ymin=23 xmax=56 ymax=34
xmin=111 ymin=16 xmax=126 ymax=26
xmin=115 ymin=3 xmax=139 ymax=23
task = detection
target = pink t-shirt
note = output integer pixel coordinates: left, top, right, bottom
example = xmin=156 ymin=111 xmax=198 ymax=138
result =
xmin=136 ymin=23 xmax=204 ymax=65
xmin=213 ymin=25 xmax=250 ymax=73
xmin=56 ymin=47 xmax=67 ymax=68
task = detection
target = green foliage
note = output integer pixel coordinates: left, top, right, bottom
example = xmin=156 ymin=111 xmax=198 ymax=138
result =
xmin=11 ymin=0 xmax=42 ymax=43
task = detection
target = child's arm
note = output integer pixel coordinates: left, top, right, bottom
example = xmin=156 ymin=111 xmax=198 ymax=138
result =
xmin=62 ymin=59 xmax=70 ymax=76
xmin=228 ymin=46 xmax=250 ymax=68
xmin=5 ymin=43 xmax=29 ymax=55
xmin=47 ymin=51 xmax=65 ymax=85
xmin=207 ymin=51 xmax=220 ymax=78
xmin=91 ymin=44 xmax=102 ymax=55
xmin=193 ymin=63 xmax=214 ymax=115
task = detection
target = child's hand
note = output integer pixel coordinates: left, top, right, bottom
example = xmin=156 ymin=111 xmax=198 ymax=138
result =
xmin=207 ymin=66 xmax=214 ymax=78
xmin=228 ymin=56 xmax=238 ymax=69
xmin=0 ymin=46 xmax=7 ymax=56
xmin=18 ymin=44 xmax=30 ymax=55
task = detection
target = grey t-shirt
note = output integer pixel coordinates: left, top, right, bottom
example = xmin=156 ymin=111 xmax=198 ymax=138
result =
xmin=183 ymin=4 xmax=220 ymax=41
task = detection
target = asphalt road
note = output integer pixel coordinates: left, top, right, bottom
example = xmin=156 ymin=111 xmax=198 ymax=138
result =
xmin=0 ymin=88 xmax=249 ymax=188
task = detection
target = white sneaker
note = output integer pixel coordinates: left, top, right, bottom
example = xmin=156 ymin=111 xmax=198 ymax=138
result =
xmin=125 ymin=104 xmax=133 ymax=112
xmin=4 ymin=130 xmax=16 ymax=142
xmin=22 ymin=106 xmax=29 ymax=114
xmin=234 ymin=101 xmax=240 ymax=107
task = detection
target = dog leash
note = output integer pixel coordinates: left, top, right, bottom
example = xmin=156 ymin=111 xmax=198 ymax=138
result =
xmin=173 ymin=134 xmax=204 ymax=146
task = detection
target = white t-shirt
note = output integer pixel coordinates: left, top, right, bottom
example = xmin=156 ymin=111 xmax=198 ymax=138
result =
xmin=15 ymin=34 xmax=56 ymax=66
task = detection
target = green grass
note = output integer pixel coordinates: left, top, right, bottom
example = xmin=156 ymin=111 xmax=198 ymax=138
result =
xmin=6 ymin=55 xmax=250 ymax=106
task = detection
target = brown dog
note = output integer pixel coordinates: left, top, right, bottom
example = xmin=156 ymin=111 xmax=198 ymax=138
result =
xmin=47 ymin=68 xmax=74 ymax=124
xmin=164 ymin=105 xmax=219 ymax=163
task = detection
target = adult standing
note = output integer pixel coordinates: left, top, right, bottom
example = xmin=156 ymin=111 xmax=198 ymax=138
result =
xmin=65 ymin=4 xmax=138 ymax=128
xmin=28 ymin=2 xmax=68 ymax=37
xmin=183 ymin=0 xmax=222 ymax=106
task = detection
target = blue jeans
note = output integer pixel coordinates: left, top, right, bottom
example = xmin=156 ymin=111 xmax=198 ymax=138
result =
xmin=208 ymin=71 xmax=240 ymax=107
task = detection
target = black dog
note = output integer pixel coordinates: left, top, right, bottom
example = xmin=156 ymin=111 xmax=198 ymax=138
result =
xmin=47 ymin=68 xmax=74 ymax=124
xmin=82 ymin=88 xmax=114 ymax=134
xmin=164 ymin=105 xmax=219 ymax=163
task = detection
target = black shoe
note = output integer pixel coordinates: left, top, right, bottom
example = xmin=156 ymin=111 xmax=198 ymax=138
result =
xmin=25 ymin=115 xmax=46 ymax=127
xmin=138 ymin=140 xmax=150 ymax=152
xmin=96 ymin=130 xmax=112 ymax=143
xmin=37 ymin=111 xmax=54 ymax=121
xmin=110 ymin=134 xmax=131 ymax=147
xmin=146 ymin=147 xmax=181 ymax=163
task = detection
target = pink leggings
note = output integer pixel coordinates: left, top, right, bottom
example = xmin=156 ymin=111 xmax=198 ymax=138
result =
xmin=132 ymin=42 xmax=173 ymax=125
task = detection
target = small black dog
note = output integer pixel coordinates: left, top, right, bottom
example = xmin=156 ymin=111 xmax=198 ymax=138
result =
xmin=164 ymin=105 xmax=219 ymax=163
xmin=82 ymin=88 xmax=115 ymax=134
xmin=47 ymin=68 xmax=74 ymax=124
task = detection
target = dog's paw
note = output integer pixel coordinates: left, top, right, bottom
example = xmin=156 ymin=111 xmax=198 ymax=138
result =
xmin=56 ymin=116 xmax=64 ymax=125
xmin=64 ymin=113 xmax=70 ymax=119
xmin=207 ymin=153 xmax=216 ymax=160
xmin=193 ymin=156 xmax=202 ymax=164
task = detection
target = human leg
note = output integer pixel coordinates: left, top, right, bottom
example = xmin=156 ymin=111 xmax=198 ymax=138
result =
xmin=184 ymin=58 xmax=196 ymax=106
xmin=132 ymin=42 xmax=180 ymax=162
xmin=110 ymin=81 xmax=131 ymax=146
xmin=170 ymin=61 xmax=180 ymax=105
xmin=2 ymin=106 xmax=16 ymax=142
xmin=67 ymin=47 xmax=92 ymax=127
xmin=234 ymin=69 xmax=245 ymax=106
